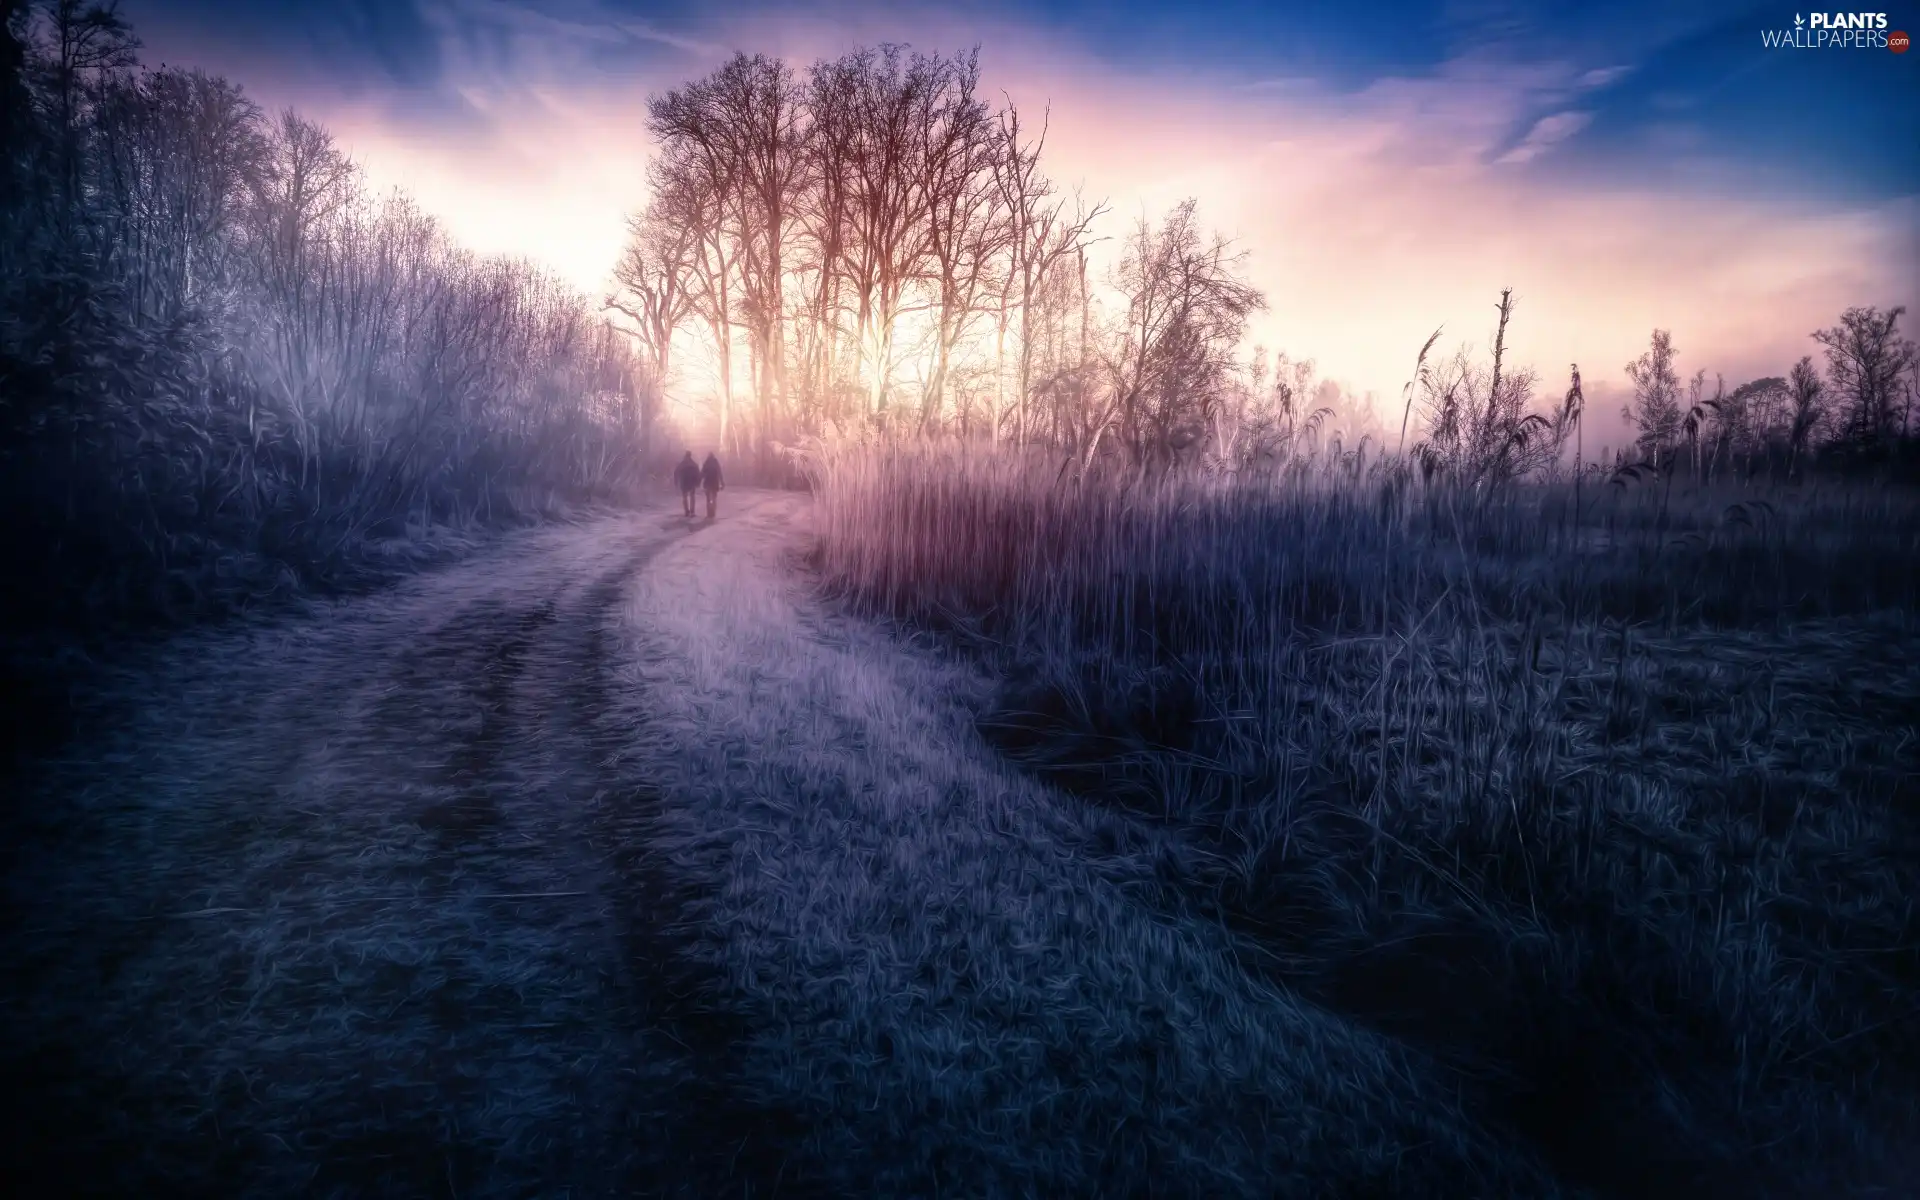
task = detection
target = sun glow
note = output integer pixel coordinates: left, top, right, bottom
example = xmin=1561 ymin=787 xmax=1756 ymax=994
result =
xmin=214 ymin=1 xmax=1915 ymax=452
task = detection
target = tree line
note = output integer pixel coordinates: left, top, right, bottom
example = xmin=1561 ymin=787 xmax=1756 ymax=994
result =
xmin=3 ymin=0 xmax=1914 ymax=638
xmin=611 ymin=45 xmax=1275 ymax=472
xmin=1620 ymin=310 xmax=1918 ymax=483
xmin=617 ymin=45 xmax=1917 ymax=486
xmin=0 ymin=0 xmax=658 ymax=632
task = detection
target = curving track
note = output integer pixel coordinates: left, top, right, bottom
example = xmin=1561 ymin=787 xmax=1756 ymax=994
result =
xmin=3 ymin=487 xmax=1596 ymax=1199
xmin=1 ymin=494 xmax=787 ymax=1199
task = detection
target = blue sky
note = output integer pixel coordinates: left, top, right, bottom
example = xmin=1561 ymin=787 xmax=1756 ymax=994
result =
xmin=126 ymin=0 xmax=1916 ymax=198
xmin=121 ymin=0 xmax=1918 ymax=442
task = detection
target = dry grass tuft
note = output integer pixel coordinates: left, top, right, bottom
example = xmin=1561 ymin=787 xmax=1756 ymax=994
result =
xmin=808 ymin=441 xmax=1920 ymax=1197
xmin=604 ymin=496 xmax=1568 ymax=1196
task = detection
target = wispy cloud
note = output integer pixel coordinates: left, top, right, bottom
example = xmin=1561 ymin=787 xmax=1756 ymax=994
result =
xmin=612 ymin=20 xmax=729 ymax=60
xmin=1496 ymin=110 xmax=1593 ymax=164
xmin=125 ymin=0 xmax=1916 ymax=441
xmin=1235 ymin=76 xmax=1317 ymax=94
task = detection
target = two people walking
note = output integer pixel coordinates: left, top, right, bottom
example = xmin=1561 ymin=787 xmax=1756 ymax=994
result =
xmin=675 ymin=451 xmax=724 ymax=519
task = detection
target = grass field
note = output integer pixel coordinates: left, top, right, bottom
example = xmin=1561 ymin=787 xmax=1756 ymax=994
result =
xmin=802 ymin=442 xmax=1920 ymax=1197
xmin=4 ymin=463 xmax=1914 ymax=1196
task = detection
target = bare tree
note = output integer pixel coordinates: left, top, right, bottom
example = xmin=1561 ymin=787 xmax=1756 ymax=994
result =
xmin=644 ymin=142 xmax=740 ymax=448
xmin=623 ymin=45 xmax=1121 ymax=452
xmin=1722 ymin=375 xmax=1788 ymax=475
xmin=839 ymin=45 xmax=944 ymax=429
xmin=1094 ymin=198 xmax=1264 ymax=469
xmin=681 ymin=53 xmax=806 ymax=456
xmin=244 ymin=110 xmax=356 ymax=481
xmin=607 ymin=199 xmax=697 ymax=449
xmin=793 ymin=53 xmax=861 ymax=427
xmin=1814 ymin=305 xmax=1916 ymax=450
xmin=90 ymin=66 xmax=262 ymax=323
xmin=4 ymin=0 xmax=655 ymax=631
xmin=1624 ymin=328 xmax=1682 ymax=466
xmin=1786 ymin=354 xmax=1825 ymax=479
xmin=914 ymin=47 xmax=1004 ymax=435
xmin=1 ymin=0 xmax=34 ymax=212
xmin=1023 ymin=234 xmax=1101 ymax=446
xmin=39 ymin=0 xmax=137 ymax=222
xmin=1907 ymin=353 xmax=1920 ymax=440
xmin=989 ymin=102 xmax=1105 ymax=443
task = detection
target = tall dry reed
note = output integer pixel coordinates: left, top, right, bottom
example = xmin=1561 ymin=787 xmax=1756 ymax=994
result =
xmin=810 ymin=439 xmax=1920 ymax=1198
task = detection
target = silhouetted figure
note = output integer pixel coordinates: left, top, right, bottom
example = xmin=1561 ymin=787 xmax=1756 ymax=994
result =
xmin=701 ymin=452 xmax=724 ymax=519
xmin=674 ymin=451 xmax=699 ymax=517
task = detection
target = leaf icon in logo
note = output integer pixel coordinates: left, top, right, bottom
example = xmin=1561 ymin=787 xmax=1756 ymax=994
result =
xmin=1794 ymin=12 xmax=1804 ymax=25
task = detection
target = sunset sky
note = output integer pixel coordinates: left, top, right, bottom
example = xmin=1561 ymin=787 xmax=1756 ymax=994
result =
xmin=126 ymin=0 xmax=1917 ymax=450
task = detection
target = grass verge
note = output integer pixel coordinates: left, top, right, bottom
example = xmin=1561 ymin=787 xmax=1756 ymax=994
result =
xmin=604 ymin=495 xmax=1571 ymax=1196
xmin=808 ymin=442 xmax=1920 ymax=1198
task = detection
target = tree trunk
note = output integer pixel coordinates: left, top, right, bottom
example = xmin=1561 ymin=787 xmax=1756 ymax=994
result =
xmin=711 ymin=316 xmax=733 ymax=449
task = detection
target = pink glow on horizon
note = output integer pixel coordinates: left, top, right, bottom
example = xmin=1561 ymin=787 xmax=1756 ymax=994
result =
xmin=132 ymin=1 xmax=1917 ymax=444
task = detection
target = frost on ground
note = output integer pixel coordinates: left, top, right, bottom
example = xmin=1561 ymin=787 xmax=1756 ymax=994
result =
xmin=0 ymin=504 xmax=740 ymax=1198
xmin=605 ymin=494 xmax=1566 ymax=1197
xmin=5 ymin=489 xmax=1693 ymax=1197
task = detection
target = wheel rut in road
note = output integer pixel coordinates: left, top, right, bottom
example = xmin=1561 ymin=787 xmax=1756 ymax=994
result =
xmin=0 ymin=495 xmax=812 ymax=1199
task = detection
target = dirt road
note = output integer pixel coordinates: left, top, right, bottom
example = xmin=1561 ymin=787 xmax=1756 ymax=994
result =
xmin=1 ymin=494 xmax=791 ymax=1199
xmin=2 ymin=489 xmax=1562 ymax=1200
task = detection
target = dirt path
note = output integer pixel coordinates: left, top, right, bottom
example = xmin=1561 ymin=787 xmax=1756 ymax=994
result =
xmin=3 ymin=488 xmax=1566 ymax=1199
xmin=595 ymin=495 xmax=1559 ymax=1198
xmin=0 ymin=493 xmax=785 ymax=1199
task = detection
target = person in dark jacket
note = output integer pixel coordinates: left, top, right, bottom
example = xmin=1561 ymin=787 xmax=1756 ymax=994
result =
xmin=700 ymin=452 xmax=724 ymax=519
xmin=674 ymin=451 xmax=699 ymax=517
